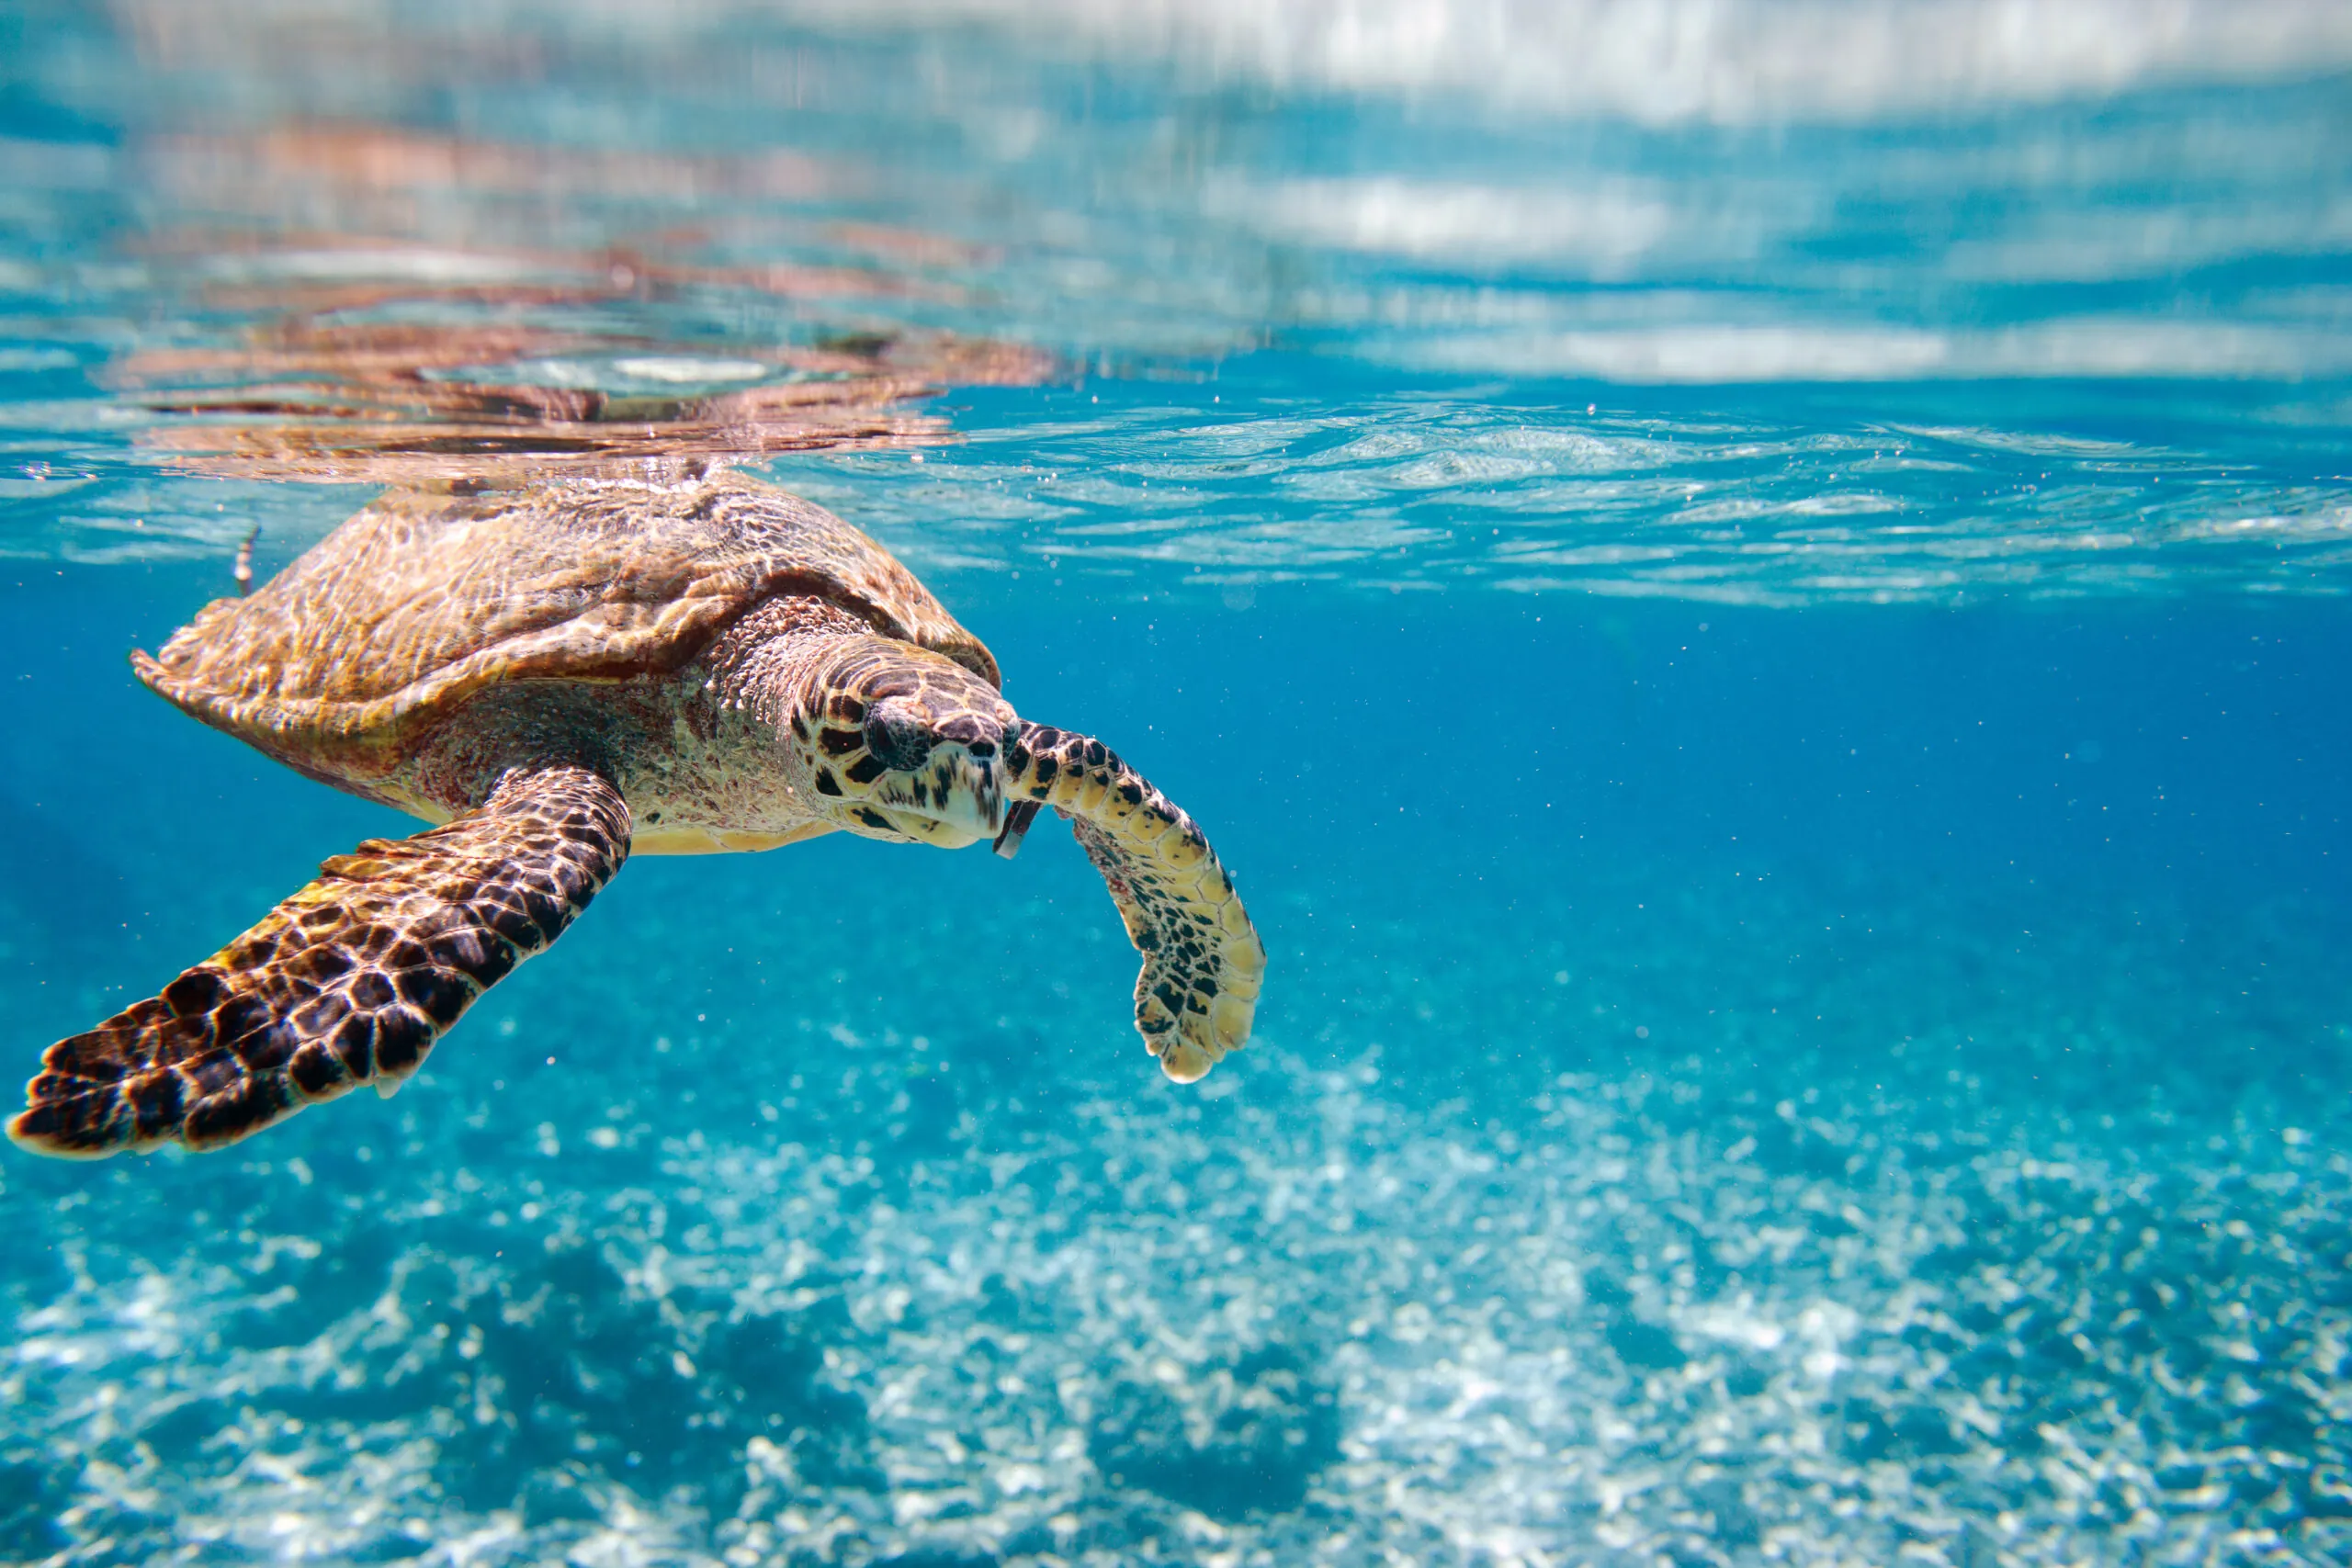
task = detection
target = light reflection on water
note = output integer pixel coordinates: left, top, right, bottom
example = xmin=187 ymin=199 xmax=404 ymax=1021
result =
xmin=1 ymin=1 xmax=2348 ymax=603
xmin=784 ymin=381 xmax=2352 ymax=604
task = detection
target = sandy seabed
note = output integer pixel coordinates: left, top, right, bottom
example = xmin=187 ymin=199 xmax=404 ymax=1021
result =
xmin=3 ymin=854 xmax=2346 ymax=1568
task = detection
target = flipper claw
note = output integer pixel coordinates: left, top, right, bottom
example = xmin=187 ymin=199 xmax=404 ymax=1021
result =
xmin=992 ymin=798 xmax=1042 ymax=859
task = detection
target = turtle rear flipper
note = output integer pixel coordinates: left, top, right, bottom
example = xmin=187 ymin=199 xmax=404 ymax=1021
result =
xmin=1003 ymin=724 xmax=1265 ymax=1084
xmin=9 ymin=765 xmax=628 ymax=1157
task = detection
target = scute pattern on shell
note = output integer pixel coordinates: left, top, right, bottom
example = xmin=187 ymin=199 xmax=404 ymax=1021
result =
xmin=7 ymin=765 xmax=629 ymax=1156
xmin=132 ymin=472 xmax=997 ymax=781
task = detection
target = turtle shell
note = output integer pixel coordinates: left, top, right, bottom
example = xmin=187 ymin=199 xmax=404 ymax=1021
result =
xmin=134 ymin=471 xmax=998 ymax=784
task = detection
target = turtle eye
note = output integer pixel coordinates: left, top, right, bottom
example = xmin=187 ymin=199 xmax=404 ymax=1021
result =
xmin=864 ymin=704 xmax=933 ymax=772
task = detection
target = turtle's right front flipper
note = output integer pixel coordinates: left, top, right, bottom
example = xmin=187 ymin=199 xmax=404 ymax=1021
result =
xmin=1001 ymin=724 xmax=1265 ymax=1085
xmin=9 ymin=765 xmax=628 ymax=1157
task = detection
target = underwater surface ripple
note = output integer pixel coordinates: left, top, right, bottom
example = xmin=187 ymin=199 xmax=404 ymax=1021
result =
xmin=785 ymin=375 xmax=2352 ymax=605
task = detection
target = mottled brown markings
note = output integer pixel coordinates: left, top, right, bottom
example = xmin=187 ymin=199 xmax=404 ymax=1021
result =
xmin=131 ymin=475 xmax=1001 ymax=799
xmin=7 ymin=766 xmax=628 ymax=1157
xmin=999 ymin=723 xmax=1264 ymax=1083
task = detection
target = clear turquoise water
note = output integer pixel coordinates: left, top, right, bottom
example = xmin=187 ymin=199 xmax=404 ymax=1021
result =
xmin=2 ymin=6 xmax=2349 ymax=1565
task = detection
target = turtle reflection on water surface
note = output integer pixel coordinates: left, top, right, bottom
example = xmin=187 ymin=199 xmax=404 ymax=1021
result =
xmin=8 ymin=472 xmax=1264 ymax=1157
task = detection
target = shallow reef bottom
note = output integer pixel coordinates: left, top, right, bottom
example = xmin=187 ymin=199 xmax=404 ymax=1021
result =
xmin=2 ymin=861 xmax=2346 ymax=1568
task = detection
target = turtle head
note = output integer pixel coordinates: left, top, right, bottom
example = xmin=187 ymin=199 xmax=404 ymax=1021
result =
xmin=791 ymin=641 xmax=1020 ymax=849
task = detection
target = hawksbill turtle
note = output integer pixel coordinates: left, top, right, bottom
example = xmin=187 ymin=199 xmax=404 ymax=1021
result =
xmin=9 ymin=472 xmax=1264 ymax=1157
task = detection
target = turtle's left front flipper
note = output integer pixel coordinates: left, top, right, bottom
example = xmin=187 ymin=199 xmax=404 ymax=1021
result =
xmin=9 ymin=765 xmax=628 ymax=1157
xmin=1002 ymin=724 xmax=1266 ymax=1084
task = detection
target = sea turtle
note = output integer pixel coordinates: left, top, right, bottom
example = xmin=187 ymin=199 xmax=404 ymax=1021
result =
xmin=8 ymin=471 xmax=1264 ymax=1157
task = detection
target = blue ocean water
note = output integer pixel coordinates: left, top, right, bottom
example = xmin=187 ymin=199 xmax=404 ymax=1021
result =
xmin=2 ymin=5 xmax=2350 ymax=1565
